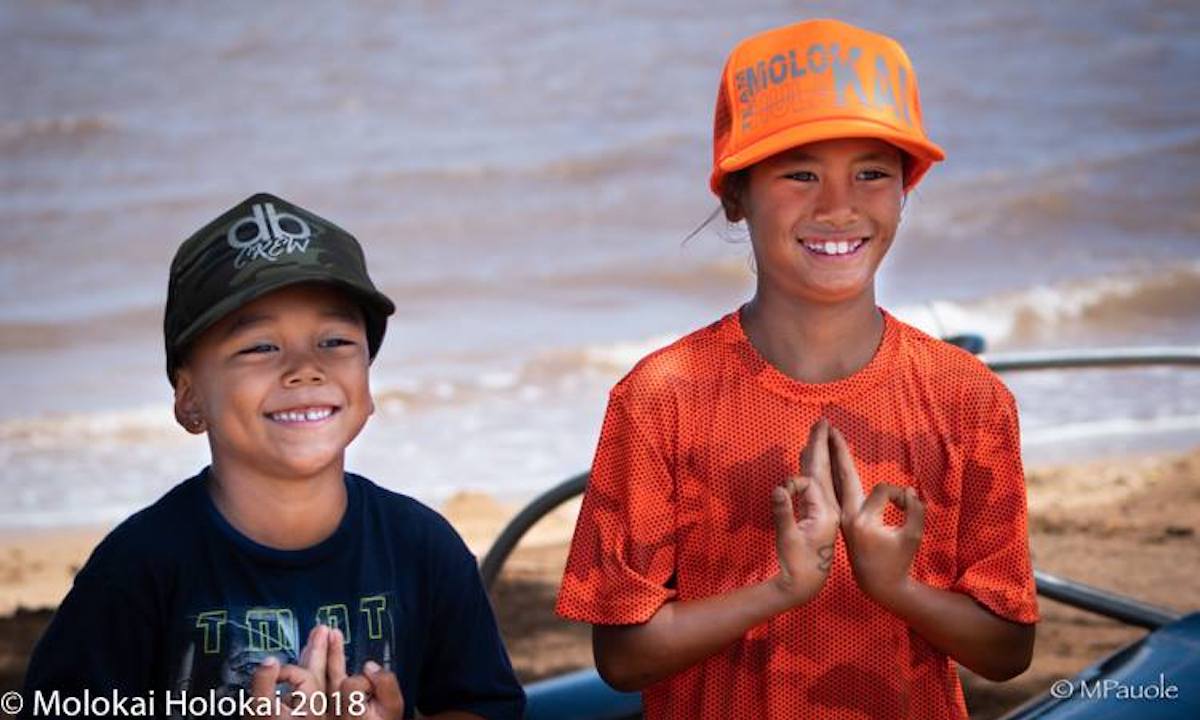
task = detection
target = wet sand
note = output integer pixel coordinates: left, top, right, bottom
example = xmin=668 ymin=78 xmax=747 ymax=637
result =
xmin=3 ymin=449 xmax=1198 ymax=719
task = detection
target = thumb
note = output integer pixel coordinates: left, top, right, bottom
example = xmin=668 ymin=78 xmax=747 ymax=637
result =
xmin=902 ymin=487 xmax=925 ymax=540
xmin=338 ymin=675 xmax=371 ymax=719
xmin=771 ymin=480 xmax=799 ymax=533
xmin=364 ymin=661 xmax=405 ymax=718
xmin=250 ymin=656 xmax=281 ymax=699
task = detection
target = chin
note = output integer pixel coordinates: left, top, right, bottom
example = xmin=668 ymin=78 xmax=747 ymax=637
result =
xmin=800 ymin=282 xmax=873 ymax=305
xmin=276 ymin=452 xmax=345 ymax=479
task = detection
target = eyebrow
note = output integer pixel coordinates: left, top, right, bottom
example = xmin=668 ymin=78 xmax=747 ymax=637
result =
xmin=320 ymin=305 xmax=363 ymax=324
xmin=224 ymin=314 xmax=273 ymax=338
xmin=222 ymin=306 xmax=362 ymax=338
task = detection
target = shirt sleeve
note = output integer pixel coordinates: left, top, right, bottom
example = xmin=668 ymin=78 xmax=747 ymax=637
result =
xmin=21 ymin=567 xmax=158 ymax=718
xmin=951 ymin=378 xmax=1040 ymax=624
xmin=417 ymin=531 xmax=525 ymax=720
xmin=556 ymin=388 xmax=678 ymax=625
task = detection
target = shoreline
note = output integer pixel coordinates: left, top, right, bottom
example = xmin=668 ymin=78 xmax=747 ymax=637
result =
xmin=3 ymin=447 xmax=1198 ymax=719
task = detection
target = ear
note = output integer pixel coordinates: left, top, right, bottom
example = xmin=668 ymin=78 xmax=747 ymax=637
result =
xmin=173 ymin=370 xmax=207 ymax=435
xmin=720 ymin=193 xmax=744 ymax=223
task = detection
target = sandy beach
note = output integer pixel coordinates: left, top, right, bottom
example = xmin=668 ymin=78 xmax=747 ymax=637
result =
xmin=3 ymin=448 xmax=1198 ymax=719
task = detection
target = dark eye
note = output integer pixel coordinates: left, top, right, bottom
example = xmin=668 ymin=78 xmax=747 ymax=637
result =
xmin=320 ymin=337 xmax=356 ymax=349
xmin=238 ymin=343 xmax=277 ymax=355
xmin=786 ymin=170 xmax=818 ymax=182
xmin=858 ymin=169 xmax=891 ymax=181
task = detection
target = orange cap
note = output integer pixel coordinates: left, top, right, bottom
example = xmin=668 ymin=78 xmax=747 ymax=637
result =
xmin=710 ymin=19 xmax=945 ymax=195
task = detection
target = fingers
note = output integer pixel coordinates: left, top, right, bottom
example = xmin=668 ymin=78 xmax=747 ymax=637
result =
xmin=799 ymin=472 xmax=838 ymax=522
xmin=298 ymin=625 xmax=316 ymax=669
xmin=275 ymin=663 xmax=318 ymax=694
xmin=336 ymin=665 xmax=406 ymax=720
xmin=249 ymin=657 xmax=317 ymax=719
xmin=800 ymin=418 xmax=831 ymax=482
xmin=327 ymin=628 xmax=348 ymax=690
xmin=363 ymin=661 xmax=405 ymax=718
xmin=299 ymin=624 xmax=330 ymax=686
xmin=274 ymin=662 xmax=321 ymax=715
xmin=862 ymin=482 xmax=928 ymax=532
xmin=828 ymin=426 xmax=865 ymax=514
xmin=861 ymin=483 xmax=908 ymax=522
xmin=250 ymin=656 xmax=281 ymax=699
xmin=771 ymin=482 xmax=800 ymax=536
xmin=338 ymin=675 xmax=372 ymax=719
xmin=803 ymin=419 xmax=840 ymax=519
xmin=902 ymin=486 xmax=925 ymax=540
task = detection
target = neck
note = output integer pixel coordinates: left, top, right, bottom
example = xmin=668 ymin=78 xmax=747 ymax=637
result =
xmin=741 ymin=287 xmax=884 ymax=384
xmin=206 ymin=457 xmax=348 ymax=550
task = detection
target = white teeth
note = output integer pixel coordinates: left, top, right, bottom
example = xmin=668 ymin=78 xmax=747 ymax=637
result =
xmin=271 ymin=407 xmax=333 ymax=423
xmin=804 ymin=238 xmax=866 ymax=256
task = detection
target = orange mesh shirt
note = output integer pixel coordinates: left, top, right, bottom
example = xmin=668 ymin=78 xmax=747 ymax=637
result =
xmin=556 ymin=308 xmax=1039 ymax=719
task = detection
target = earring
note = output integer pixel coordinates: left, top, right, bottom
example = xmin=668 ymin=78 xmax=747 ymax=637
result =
xmin=188 ymin=416 xmax=206 ymax=432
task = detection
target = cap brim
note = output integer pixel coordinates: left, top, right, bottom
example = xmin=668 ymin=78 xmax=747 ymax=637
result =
xmin=172 ymin=270 xmax=395 ymax=363
xmin=713 ymin=117 xmax=946 ymax=193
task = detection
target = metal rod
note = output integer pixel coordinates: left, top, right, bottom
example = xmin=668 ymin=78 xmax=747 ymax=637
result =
xmin=1034 ymin=570 xmax=1182 ymax=630
xmin=984 ymin=347 xmax=1200 ymax=372
xmin=481 ymin=472 xmax=589 ymax=589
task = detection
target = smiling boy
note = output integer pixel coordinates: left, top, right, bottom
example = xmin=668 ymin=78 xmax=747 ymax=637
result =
xmin=23 ymin=193 xmax=525 ymax=719
xmin=557 ymin=20 xmax=1037 ymax=719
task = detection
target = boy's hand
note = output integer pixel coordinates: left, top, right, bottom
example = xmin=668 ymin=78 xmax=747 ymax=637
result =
xmin=250 ymin=624 xmax=347 ymax=720
xmin=335 ymin=661 xmax=405 ymax=720
xmin=829 ymin=425 xmax=925 ymax=606
xmin=317 ymin=628 xmax=403 ymax=720
xmin=771 ymin=418 xmax=840 ymax=605
xmin=248 ymin=655 xmax=322 ymax=720
xmin=298 ymin=624 xmax=335 ymax=695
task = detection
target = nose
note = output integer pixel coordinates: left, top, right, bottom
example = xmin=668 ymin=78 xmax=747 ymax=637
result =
xmin=812 ymin=177 xmax=858 ymax=228
xmin=282 ymin=349 xmax=326 ymax=387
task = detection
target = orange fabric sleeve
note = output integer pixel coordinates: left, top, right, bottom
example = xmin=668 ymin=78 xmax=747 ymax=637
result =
xmin=951 ymin=379 xmax=1040 ymax=624
xmin=556 ymin=389 xmax=678 ymax=625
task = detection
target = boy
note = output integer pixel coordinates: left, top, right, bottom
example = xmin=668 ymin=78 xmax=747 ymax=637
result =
xmin=23 ymin=193 xmax=525 ymax=719
xmin=556 ymin=20 xmax=1038 ymax=719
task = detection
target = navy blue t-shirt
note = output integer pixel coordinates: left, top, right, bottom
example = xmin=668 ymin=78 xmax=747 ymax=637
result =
xmin=23 ymin=469 xmax=524 ymax=719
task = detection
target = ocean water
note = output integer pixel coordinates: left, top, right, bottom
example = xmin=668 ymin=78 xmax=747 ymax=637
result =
xmin=2 ymin=0 xmax=1198 ymax=528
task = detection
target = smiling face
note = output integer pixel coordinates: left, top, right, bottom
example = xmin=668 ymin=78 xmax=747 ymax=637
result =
xmin=173 ymin=283 xmax=374 ymax=484
xmin=730 ymin=137 xmax=905 ymax=306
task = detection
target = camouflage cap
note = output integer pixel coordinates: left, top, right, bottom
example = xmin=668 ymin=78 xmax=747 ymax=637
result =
xmin=164 ymin=192 xmax=395 ymax=383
